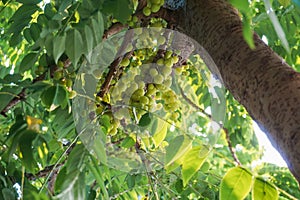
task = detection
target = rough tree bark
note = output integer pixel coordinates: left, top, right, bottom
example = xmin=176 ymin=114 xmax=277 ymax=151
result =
xmin=175 ymin=0 xmax=300 ymax=183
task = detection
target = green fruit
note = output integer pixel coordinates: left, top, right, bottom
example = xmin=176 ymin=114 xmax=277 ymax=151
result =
xmin=149 ymin=68 xmax=158 ymax=77
xmin=132 ymin=16 xmax=138 ymax=22
xmin=170 ymin=112 xmax=179 ymax=121
xmin=66 ymin=79 xmax=73 ymax=88
xmin=146 ymin=84 xmax=156 ymax=96
xmin=156 ymin=58 xmax=164 ymax=66
xmin=174 ymin=67 xmax=183 ymax=75
xmin=143 ymin=7 xmax=151 ymax=16
xmin=163 ymin=78 xmax=172 ymax=88
xmin=165 ymin=51 xmax=173 ymax=59
xmin=151 ymin=4 xmax=160 ymax=13
xmin=96 ymin=106 xmax=104 ymax=114
xmin=157 ymin=35 xmax=166 ymax=45
xmin=57 ymin=60 xmax=64 ymax=68
xmin=134 ymin=28 xmax=143 ymax=35
xmin=132 ymin=88 xmax=144 ymax=98
xmin=148 ymin=83 xmax=155 ymax=90
xmin=53 ymin=70 xmax=63 ymax=80
xmin=60 ymin=79 xmax=66 ymax=85
xmin=135 ymin=81 xmax=144 ymax=89
xmin=164 ymin=58 xmax=173 ymax=68
xmin=68 ymin=90 xmax=77 ymax=99
xmin=140 ymin=96 xmax=149 ymax=104
xmin=120 ymin=57 xmax=130 ymax=67
xmin=109 ymin=127 xmax=118 ymax=135
xmin=172 ymin=55 xmax=179 ymax=64
xmin=38 ymin=65 xmax=45 ymax=72
xmin=161 ymin=66 xmax=172 ymax=76
xmin=153 ymin=74 xmax=164 ymax=84
xmin=128 ymin=21 xmax=134 ymax=27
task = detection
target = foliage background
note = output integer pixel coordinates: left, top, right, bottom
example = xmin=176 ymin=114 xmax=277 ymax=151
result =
xmin=0 ymin=0 xmax=299 ymax=199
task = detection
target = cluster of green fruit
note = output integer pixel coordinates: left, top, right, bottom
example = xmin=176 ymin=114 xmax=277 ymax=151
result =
xmin=90 ymin=23 xmax=199 ymax=136
xmin=109 ymin=49 xmax=182 ymax=122
xmin=143 ymin=0 xmax=165 ymax=16
xmin=52 ymin=61 xmax=76 ymax=99
xmin=127 ymin=15 xmax=139 ymax=27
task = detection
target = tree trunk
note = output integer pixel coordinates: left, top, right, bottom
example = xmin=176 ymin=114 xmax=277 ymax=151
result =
xmin=176 ymin=0 xmax=300 ymax=183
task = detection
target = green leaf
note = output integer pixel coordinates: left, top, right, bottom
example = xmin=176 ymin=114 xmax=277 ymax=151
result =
xmin=40 ymin=84 xmax=68 ymax=111
xmin=19 ymin=52 xmax=39 ymax=73
xmin=52 ymin=108 xmax=75 ymax=139
xmin=264 ymin=0 xmax=290 ymax=53
xmin=90 ymin=11 xmax=104 ymax=44
xmin=182 ymin=145 xmax=209 ymax=186
xmin=0 ymin=86 xmax=23 ymax=112
xmin=121 ymin=136 xmax=135 ymax=148
xmin=19 ymin=130 xmax=38 ymax=172
xmin=2 ymin=188 xmax=16 ymax=200
xmin=278 ymin=0 xmax=291 ymax=7
xmin=126 ymin=174 xmax=136 ymax=189
xmin=139 ymin=113 xmax=152 ymax=127
xmin=9 ymin=4 xmax=39 ymax=23
xmin=152 ymin=118 xmax=168 ymax=147
xmin=229 ymin=0 xmax=255 ymax=49
xmin=229 ymin=0 xmax=249 ymax=13
xmin=91 ymin=133 xmax=107 ymax=165
xmin=23 ymin=28 xmax=32 ymax=43
xmin=87 ymin=156 xmax=109 ymax=199
xmin=7 ymin=18 xmax=31 ymax=35
xmin=220 ymin=166 xmax=253 ymax=200
xmin=253 ymin=177 xmax=278 ymax=200
xmin=29 ymin=23 xmax=42 ymax=42
xmin=9 ymin=33 xmax=23 ymax=47
xmin=165 ymin=155 xmax=184 ymax=173
xmin=0 ymin=74 xmax=22 ymax=84
xmin=23 ymin=188 xmax=49 ymax=200
xmin=165 ymin=135 xmax=192 ymax=167
xmin=53 ymin=34 xmax=66 ymax=63
xmin=55 ymin=170 xmax=86 ymax=200
xmin=65 ymin=29 xmax=84 ymax=68
xmin=242 ymin=15 xmax=255 ymax=49
xmin=83 ymin=25 xmax=94 ymax=56
xmin=66 ymin=144 xmax=86 ymax=173
xmin=44 ymin=3 xmax=57 ymax=19
xmin=87 ymin=189 xmax=97 ymax=200
xmin=103 ymin=0 xmax=133 ymax=23
xmin=16 ymin=0 xmax=42 ymax=4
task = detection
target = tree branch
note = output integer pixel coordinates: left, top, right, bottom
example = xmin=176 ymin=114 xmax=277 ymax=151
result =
xmin=223 ymin=127 xmax=241 ymax=165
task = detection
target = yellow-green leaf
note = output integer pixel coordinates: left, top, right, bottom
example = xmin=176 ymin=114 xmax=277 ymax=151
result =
xmin=182 ymin=145 xmax=209 ymax=186
xmin=152 ymin=119 xmax=168 ymax=147
xmin=278 ymin=0 xmax=291 ymax=7
xmin=165 ymin=135 xmax=192 ymax=167
xmin=253 ymin=177 xmax=278 ymax=200
xmin=220 ymin=166 xmax=253 ymax=200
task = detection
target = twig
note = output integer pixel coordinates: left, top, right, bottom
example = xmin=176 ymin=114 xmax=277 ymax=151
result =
xmin=134 ymin=139 xmax=159 ymax=200
xmin=179 ymin=86 xmax=241 ymax=165
xmin=103 ymin=23 xmax=127 ymax=39
xmin=224 ymin=127 xmax=241 ymax=165
xmin=25 ymin=163 xmax=65 ymax=181
xmin=97 ymin=31 xmax=134 ymax=98
xmin=179 ymin=86 xmax=212 ymax=119
xmin=0 ymin=89 xmax=26 ymax=117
